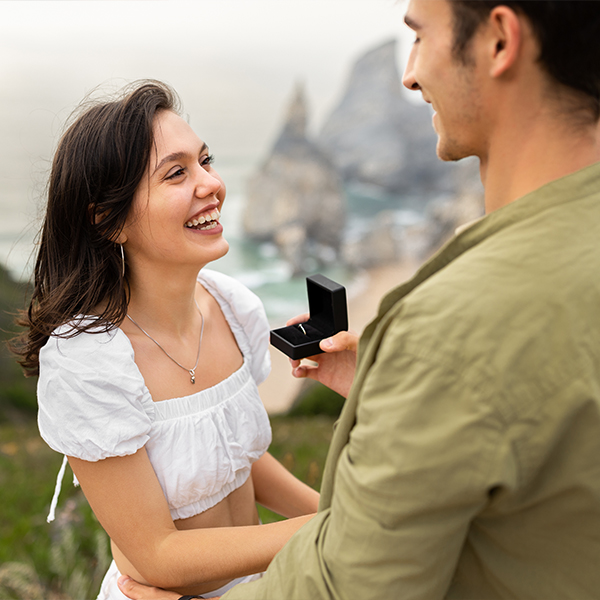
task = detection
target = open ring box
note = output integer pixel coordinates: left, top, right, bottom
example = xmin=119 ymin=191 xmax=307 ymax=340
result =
xmin=270 ymin=274 xmax=348 ymax=360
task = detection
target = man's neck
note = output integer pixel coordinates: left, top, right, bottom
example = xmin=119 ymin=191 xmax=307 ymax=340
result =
xmin=480 ymin=110 xmax=600 ymax=214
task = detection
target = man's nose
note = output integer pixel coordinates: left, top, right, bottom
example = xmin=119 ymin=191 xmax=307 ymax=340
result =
xmin=402 ymin=47 xmax=421 ymax=91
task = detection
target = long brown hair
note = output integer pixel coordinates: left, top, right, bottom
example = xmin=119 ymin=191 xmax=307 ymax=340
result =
xmin=12 ymin=80 xmax=181 ymax=376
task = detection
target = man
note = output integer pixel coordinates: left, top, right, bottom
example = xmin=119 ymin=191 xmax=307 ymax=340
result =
xmin=120 ymin=1 xmax=600 ymax=598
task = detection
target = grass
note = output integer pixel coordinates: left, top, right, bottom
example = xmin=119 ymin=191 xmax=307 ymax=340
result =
xmin=0 ymin=261 xmax=341 ymax=597
xmin=0 ymin=422 xmax=111 ymax=599
xmin=257 ymin=414 xmax=335 ymax=523
xmin=0 ymin=413 xmax=336 ymax=599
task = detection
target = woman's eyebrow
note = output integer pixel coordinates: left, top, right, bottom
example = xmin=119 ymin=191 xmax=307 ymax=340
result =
xmin=152 ymin=143 xmax=208 ymax=176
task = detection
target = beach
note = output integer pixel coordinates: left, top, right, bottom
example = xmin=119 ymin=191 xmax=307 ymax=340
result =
xmin=259 ymin=259 xmax=418 ymax=414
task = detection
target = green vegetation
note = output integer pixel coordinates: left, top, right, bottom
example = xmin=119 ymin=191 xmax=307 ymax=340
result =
xmin=0 ymin=264 xmax=37 ymax=422
xmin=288 ymin=380 xmax=346 ymax=418
xmin=0 ymin=422 xmax=110 ymax=599
xmin=0 ymin=262 xmax=343 ymax=599
xmin=0 ymin=415 xmax=336 ymax=599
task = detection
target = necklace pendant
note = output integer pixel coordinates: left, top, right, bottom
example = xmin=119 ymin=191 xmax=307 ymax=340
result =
xmin=190 ymin=370 xmax=196 ymax=384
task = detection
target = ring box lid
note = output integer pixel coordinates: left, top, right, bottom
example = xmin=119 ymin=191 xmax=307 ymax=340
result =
xmin=305 ymin=274 xmax=348 ymax=335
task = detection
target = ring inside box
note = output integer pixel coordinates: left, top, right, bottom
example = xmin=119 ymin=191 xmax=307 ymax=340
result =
xmin=270 ymin=274 xmax=348 ymax=360
xmin=276 ymin=322 xmax=327 ymax=345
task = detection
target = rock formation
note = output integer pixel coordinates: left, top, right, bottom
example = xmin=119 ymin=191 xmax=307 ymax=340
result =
xmin=341 ymin=158 xmax=484 ymax=269
xmin=318 ymin=39 xmax=454 ymax=195
xmin=412 ymin=156 xmax=484 ymax=259
xmin=243 ymin=39 xmax=481 ymax=274
xmin=243 ymin=84 xmax=346 ymax=274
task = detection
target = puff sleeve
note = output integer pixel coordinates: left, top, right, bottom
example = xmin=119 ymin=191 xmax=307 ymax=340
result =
xmin=37 ymin=325 xmax=154 ymax=462
xmin=198 ymin=269 xmax=271 ymax=386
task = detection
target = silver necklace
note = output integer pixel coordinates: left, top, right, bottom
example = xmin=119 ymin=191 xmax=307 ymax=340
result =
xmin=126 ymin=300 xmax=204 ymax=384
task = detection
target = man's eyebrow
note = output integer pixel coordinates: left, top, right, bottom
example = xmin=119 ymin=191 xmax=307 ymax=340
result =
xmin=404 ymin=14 xmax=421 ymax=30
xmin=152 ymin=143 xmax=209 ymax=176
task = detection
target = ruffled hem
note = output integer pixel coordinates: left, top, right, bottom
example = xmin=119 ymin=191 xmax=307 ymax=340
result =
xmin=169 ymin=468 xmax=252 ymax=520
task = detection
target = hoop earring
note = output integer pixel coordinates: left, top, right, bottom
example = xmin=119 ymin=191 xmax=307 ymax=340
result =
xmin=119 ymin=244 xmax=126 ymax=278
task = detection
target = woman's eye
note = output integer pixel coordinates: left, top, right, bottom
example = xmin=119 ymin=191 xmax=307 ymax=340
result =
xmin=165 ymin=168 xmax=185 ymax=180
xmin=201 ymin=154 xmax=215 ymax=168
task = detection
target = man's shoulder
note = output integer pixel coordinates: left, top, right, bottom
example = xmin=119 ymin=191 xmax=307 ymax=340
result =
xmin=374 ymin=202 xmax=600 ymax=393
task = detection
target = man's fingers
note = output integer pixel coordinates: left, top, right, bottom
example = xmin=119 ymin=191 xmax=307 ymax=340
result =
xmin=320 ymin=330 xmax=358 ymax=353
xmin=286 ymin=313 xmax=310 ymax=326
xmin=291 ymin=363 xmax=319 ymax=380
xmin=117 ymin=576 xmax=179 ymax=600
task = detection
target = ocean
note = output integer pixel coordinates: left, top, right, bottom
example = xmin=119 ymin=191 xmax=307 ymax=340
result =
xmin=0 ymin=151 xmax=429 ymax=327
xmin=0 ymin=0 xmax=426 ymax=327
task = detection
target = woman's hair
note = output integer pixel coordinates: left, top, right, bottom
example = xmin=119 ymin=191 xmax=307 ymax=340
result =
xmin=450 ymin=1 xmax=600 ymax=121
xmin=12 ymin=80 xmax=181 ymax=376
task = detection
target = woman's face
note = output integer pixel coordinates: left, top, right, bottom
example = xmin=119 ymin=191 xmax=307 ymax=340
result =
xmin=122 ymin=110 xmax=228 ymax=274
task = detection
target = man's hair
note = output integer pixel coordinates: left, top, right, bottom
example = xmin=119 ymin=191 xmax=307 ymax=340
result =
xmin=450 ymin=1 xmax=600 ymax=120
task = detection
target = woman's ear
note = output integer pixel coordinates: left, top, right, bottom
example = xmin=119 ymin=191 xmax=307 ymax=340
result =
xmin=89 ymin=204 xmax=127 ymax=244
xmin=487 ymin=5 xmax=522 ymax=79
xmin=114 ymin=231 xmax=128 ymax=245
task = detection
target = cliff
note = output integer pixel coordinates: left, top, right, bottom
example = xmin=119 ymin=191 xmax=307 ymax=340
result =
xmin=318 ymin=39 xmax=453 ymax=194
xmin=243 ymin=39 xmax=482 ymax=274
xmin=243 ymin=85 xmax=346 ymax=274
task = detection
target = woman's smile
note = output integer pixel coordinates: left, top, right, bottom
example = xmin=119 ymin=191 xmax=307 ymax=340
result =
xmin=185 ymin=207 xmax=222 ymax=231
xmin=123 ymin=110 xmax=229 ymax=269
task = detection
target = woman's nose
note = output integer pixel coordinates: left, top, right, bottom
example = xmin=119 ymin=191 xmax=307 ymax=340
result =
xmin=194 ymin=167 xmax=222 ymax=198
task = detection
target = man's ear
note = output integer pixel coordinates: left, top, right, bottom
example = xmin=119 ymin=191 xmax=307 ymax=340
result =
xmin=487 ymin=6 xmax=523 ymax=79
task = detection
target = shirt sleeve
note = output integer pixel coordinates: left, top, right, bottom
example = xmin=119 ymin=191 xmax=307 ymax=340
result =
xmin=223 ymin=319 xmax=506 ymax=600
xmin=37 ymin=327 xmax=154 ymax=462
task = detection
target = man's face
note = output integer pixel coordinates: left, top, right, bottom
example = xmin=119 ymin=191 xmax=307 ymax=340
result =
xmin=402 ymin=0 xmax=485 ymax=162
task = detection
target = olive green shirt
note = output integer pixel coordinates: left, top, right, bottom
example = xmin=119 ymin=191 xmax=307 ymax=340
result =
xmin=225 ymin=162 xmax=600 ymax=599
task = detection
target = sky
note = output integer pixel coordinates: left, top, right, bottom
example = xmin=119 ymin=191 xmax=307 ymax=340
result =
xmin=0 ymin=0 xmax=415 ymax=278
xmin=0 ymin=0 xmax=413 ymax=159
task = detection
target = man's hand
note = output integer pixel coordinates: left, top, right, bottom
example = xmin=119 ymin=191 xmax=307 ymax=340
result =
xmin=286 ymin=314 xmax=358 ymax=398
xmin=117 ymin=576 xmax=220 ymax=600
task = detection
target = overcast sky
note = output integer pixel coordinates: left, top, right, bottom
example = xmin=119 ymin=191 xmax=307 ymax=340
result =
xmin=0 ymin=0 xmax=416 ymax=277
xmin=0 ymin=0 xmax=406 ymax=154
xmin=0 ymin=0 xmax=414 ymax=159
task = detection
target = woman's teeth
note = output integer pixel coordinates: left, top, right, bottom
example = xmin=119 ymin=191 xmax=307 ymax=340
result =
xmin=185 ymin=209 xmax=221 ymax=230
xmin=198 ymin=221 xmax=218 ymax=231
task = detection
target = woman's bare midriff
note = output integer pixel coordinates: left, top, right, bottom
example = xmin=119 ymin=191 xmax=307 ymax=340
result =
xmin=112 ymin=475 xmax=259 ymax=596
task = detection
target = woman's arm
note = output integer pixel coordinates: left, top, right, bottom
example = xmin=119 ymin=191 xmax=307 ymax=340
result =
xmin=69 ymin=449 xmax=313 ymax=591
xmin=251 ymin=452 xmax=319 ymax=518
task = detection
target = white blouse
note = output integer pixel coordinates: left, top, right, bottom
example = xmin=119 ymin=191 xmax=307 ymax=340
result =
xmin=37 ymin=269 xmax=272 ymax=521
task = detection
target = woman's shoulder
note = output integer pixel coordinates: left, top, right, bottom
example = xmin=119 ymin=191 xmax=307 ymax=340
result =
xmin=41 ymin=318 xmax=134 ymax=367
xmin=197 ymin=269 xmax=267 ymax=329
xmin=38 ymin=319 xmax=153 ymax=462
xmin=198 ymin=269 xmax=261 ymax=305
xmin=198 ymin=269 xmax=271 ymax=385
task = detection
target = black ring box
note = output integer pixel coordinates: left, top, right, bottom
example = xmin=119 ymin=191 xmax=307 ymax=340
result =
xmin=270 ymin=274 xmax=348 ymax=360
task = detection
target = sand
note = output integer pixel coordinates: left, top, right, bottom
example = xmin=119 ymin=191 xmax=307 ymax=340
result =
xmin=259 ymin=260 xmax=418 ymax=414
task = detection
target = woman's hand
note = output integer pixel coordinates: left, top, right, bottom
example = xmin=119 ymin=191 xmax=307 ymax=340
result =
xmin=286 ymin=314 xmax=358 ymax=398
xmin=118 ymin=575 xmax=220 ymax=600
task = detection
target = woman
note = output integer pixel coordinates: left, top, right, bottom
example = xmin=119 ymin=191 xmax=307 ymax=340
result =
xmin=14 ymin=80 xmax=319 ymax=599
